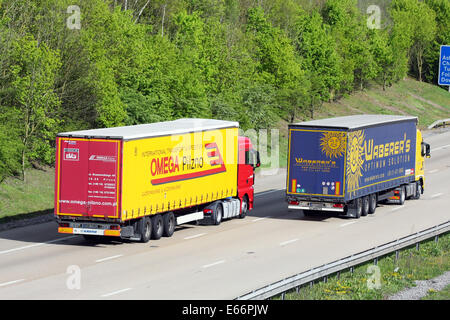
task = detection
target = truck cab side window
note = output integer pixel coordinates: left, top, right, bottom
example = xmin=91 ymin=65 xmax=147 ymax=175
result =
xmin=245 ymin=149 xmax=261 ymax=168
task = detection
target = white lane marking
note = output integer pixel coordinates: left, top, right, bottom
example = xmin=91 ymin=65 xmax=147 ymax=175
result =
xmin=183 ymin=233 xmax=206 ymax=240
xmin=255 ymin=189 xmax=284 ymax=197
xmin=390 ymin=206 xmax=404 ymax=212
xmin=431 ymin=144 xmax=450 ymax=152
xmin=95 ymin=255 xmax=123 ymax=263
xmin=202 ymin=260 xmax=226 ymax=268
xmin=0 ymin=236 xmax=77 ymax=255
xmin=101 ymin=288 xmax=132 ymax=298
xmin=279 ymin=238 xmax=299 ymax=246
xmin=252 ymin=216 xmax=271 ymax=222
xmin=431 ymin=193 xmax=444 ymax=199
xmin=428 ymin=169 xmax=439 ymax=174
xmin=0 ymin=279 xmax=25 ymax=287
xmin=340 ymin=221 xmax=357 ymax=227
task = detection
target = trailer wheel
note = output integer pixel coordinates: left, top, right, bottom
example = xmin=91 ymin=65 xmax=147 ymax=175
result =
xmin=162 ymin=212 xmax=175 ymax=237
xmin=354 ymin=198 xmax=362 ymax=219
xmin=361 ymin=196 xmax=369 ymax=216
xmin=239 ymin=196 xmax=248 ymax=219
xmin=151 ymin=214 xmax=164 ymax=240
xmin=139 ymin=217 xmax=152 ymax=243
xmin=399 ymin=186 xmax=406 ymax=205
xmin=213 ymin=203 xmax=223 ymax=225
xmin=368 ymin=194 xmax=377 ymax=214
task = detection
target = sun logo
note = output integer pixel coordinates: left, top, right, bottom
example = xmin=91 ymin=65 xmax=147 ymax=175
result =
xmin=320 ymin=132 xmax=346 ymax=159
xmin=346 ymin=130 xmax=365 ymax=193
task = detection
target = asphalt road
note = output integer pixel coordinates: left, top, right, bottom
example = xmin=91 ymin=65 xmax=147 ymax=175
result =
xmin=0 ymin=129 xmax=449 ymax=300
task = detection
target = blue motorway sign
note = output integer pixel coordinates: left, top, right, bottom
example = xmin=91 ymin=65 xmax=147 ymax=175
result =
xmin=438 ymin=45 xmax=450 ymax=86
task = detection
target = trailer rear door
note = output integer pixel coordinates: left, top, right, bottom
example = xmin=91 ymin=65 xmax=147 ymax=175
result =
xmin=55 ymin=138 xmax=121 ymax=219
xmin=287 ymin=128 xmax=346 ymax=198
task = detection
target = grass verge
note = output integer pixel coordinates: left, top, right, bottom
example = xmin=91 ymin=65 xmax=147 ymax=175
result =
xmin=422 ymin=284 xmax=450 ymax=300
xmin=276 ymin=232 xmax=450 ymax=300
xmin=0 ymin=167 xmax=54 ymax=221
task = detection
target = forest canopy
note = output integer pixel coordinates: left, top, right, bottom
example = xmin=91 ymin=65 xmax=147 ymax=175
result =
xmin=0 ymin=0 xmax=449 ymax=182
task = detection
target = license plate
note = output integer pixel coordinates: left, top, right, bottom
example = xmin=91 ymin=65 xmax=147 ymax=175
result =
xmin=72 ymin=228 xmax=104 ymax=235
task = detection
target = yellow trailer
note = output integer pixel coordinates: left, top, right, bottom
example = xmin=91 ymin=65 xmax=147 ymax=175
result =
xmin=55 ymin=119 xmax=260 ymax=242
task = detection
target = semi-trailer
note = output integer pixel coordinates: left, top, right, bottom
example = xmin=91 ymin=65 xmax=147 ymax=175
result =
xmin=55 ymin=118 xmax=260 ymax=242
xmin=286 ymin=115 xmax=431 ymax=218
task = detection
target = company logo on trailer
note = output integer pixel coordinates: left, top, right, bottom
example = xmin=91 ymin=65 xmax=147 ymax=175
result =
xmin=64 ymin=148 xmax=79 ymax=161
xmin=89 ymin=155 xmax=116 ymax=162
xmin=150 ymin=143 xmax=226 ymax=185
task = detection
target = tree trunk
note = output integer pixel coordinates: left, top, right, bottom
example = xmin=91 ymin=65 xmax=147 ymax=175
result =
xmin=161 ymin=4 xmax=166 ymax=37
xmin=417 ymin=50 xmax=423 ymax=82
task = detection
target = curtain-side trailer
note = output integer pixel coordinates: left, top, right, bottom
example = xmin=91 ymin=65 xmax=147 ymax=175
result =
xmin=55 ymin=118 xmax=260 ymax=242
xmin=286 ymin=115 xmax=431 ymax=218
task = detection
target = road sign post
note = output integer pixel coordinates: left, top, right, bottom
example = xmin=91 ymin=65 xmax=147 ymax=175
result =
xmin=438 ymin=45 xmax=450 ymax=92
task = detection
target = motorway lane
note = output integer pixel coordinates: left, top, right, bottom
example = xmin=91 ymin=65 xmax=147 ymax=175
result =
xmin=0 ymin=130 xmax=449 ymax=299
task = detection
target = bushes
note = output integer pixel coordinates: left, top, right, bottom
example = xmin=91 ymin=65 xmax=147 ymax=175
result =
xmin=0 ymin=0 xmax=447 ymax=182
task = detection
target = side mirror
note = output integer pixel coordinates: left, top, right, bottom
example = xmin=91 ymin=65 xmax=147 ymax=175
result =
xmin=425 ymin=143 xmax=431 ymax=158
xmin=255 ymin=150 xmax=261 ymax=168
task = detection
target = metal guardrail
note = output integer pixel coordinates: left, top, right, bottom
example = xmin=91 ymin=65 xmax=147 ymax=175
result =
xmin=235 ymin=221 xmax=450 ymax=300
xmin=428 ymin=118 xmax=450 ymax=130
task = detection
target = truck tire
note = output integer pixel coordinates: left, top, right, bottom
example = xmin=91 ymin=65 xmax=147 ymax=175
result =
xmin=413 ymin=182 xmax=422 ymax=200
xmin=354 ymin=198 xmax=362 ymax=219
xmin=151 ymin=214 xmax=164 ymax=240
xmin=139 ymin=217 xmax=152 ymax=243
xmin=368 ymin=194 xmax=377 ymax=214
xmin=239 ymin=196 xmax=248 ymax=219
xmin=162 ymin=212 xmax=175 ymax=237
xmin=361 ymin=196 xmax=369 ymax=216
xmin=399 ymin=186 xmax=406 ymax=205
xmin=213 ymin=203 xmax=223 ymax=225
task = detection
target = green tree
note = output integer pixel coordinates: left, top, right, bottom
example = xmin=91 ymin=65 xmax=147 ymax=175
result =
xmin=390 ymin=0 xmax=437 ymax=82
xmin=423 ymin=0 xmax=450 ymax=84
xmin=294 ymin=9 xmax=341 ymax=118
xmin=5 ymin=35 xmax=61 ymax=181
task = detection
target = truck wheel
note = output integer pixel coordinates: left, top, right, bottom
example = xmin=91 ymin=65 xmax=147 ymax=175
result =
xmin=399 ymin=186 xmax=406 ymax=205
xmin=139 ymin=217 xmax=152 ymax=243
xmin=368 ymin=194 xmax=377 ymax=214
xmin=239 ymin=196 xmax=248 ymax=219
xmin=354 ymin=198 xmax=362 ymax=219
xmin=361 ymin=196 xmax=369 ymax=216
xmin=413 ymin=182 xmax=422 ymax=200
xmin=162 ymin=212 xmax=175 ymax=237
xmin=151 ymin=215 xmax=164 ymax=240
xmin=213 ymin=203 xmax=223 ymax=225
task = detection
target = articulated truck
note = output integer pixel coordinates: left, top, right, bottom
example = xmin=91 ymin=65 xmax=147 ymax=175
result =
xmin=55 ymin=118 xmax=260 ymax=242
xmin=286 ymin=115 xmax=431 ymax=218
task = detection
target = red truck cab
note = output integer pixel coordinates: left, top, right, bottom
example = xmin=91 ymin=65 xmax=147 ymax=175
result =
xmin=237 ymin=136 xmax=260 ymax=216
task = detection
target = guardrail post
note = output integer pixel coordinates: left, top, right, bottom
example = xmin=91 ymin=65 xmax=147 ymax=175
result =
xmin=395 ymin=250 xmax=399 ymax=261
xmin=281 ymin=292 xmax=285 ymax=300
xmin=337 ymin=271 xmax=341 ymax=279
xmin=350 ymin=266 xmax=354 ymax=274
xmin=435 ymin=235 xmax=439 ymax=243
xmin=416 ymin=242 xmax=420 ymax=251
xmin=374 ymin=257 xmax=378 ymax=265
